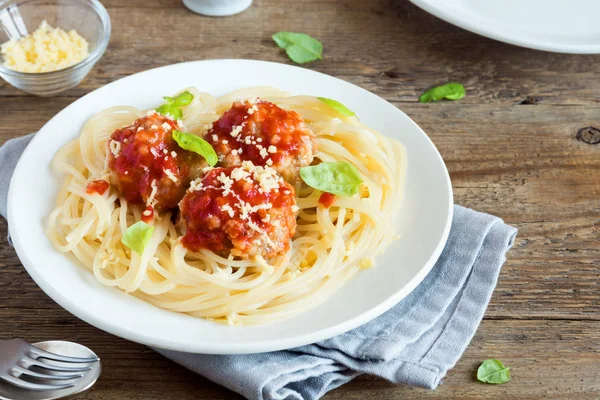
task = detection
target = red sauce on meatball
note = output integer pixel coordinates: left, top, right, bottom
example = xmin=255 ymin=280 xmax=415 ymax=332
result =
xmin=141 ymin=206 xmax=154 ymax=224
xmin=179 ymin=164 xmax=297 ymax=259
xmin=107 ymin=113 xmax=205 ymax=211
xmin=86 ymin=180 xmax=109 ymax=196
xmin=318 ymin=192 xmax=336 ymax=208
xmin=205 ymin=100 xmax=316 ymax=183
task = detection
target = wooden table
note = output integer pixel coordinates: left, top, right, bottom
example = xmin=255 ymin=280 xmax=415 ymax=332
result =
xmin=1 ymin=0 xmax=599 ymax=398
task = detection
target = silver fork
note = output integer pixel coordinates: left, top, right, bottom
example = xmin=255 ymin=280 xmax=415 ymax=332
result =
xmin=0 ymin=339 xmax=99 ymax=391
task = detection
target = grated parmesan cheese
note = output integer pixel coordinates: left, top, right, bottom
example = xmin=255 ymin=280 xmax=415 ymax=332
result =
xmin=164 ymin=169 xmax=178 ymax=183
xmin=0 ymin=21 xmax=89 ymax=73
xmin=189 ymin=178 xmax=204 ymax=192
xmin=230 ymin=125 xmax=243 ymax=137
xmin=147 ymin=179 xmax=158 ymax=207
xmin=217 ymin=173 xmax=234 ymax=195
xmin=109 ymin=140 xmax=121 ymax=157
xmin=221 ymin=204 xmax=235 ymax=218
xmin=230 ymin=167 xmax=251 ymax=181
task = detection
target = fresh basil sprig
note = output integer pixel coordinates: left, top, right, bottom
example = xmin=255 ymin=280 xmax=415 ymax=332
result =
xmin=477 ymin=359 xmax=511 ymax=384
xmin=156 ymin=91 xmax=194 ymax=119
xmin=317 ymin=97 xmax=355 ymax=117
xmin=121 ymin=221 xmax=154 ymax=254
xmin=419 ymin=82 xmax=465 ymax=103
xmin=172 ymin=130 xmax=218 ymax=166
xmin=272 ymin=32 xmax=323 ymax=64
xmin=300 ymin=161 xmax=363 ymax=197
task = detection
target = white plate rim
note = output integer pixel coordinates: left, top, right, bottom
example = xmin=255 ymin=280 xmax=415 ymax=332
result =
xmin=410 ymin=0 xmax=600 ymax=54
xmin=8 ymin=59 xmax=453 ymax=354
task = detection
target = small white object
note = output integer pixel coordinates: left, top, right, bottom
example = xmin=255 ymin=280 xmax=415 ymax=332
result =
xmin=182 ymin=0 xmax=253 ymax=17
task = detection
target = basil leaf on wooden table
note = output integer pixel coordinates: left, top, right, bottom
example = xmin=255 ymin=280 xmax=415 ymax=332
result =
xmin=121 ymin=221 xmax=154 ymax=254
xmin=300 ymin=161 xmax=363 ymax=196
xmin=419 ymin=82 xmax=466 ymax=103
xmin=317 ymin=97 xmax=355 ymax=117
xmin=172 ymin=130 xmax=218 ymax=166
xmin=477 ymin=359 xmax=511 ymax=384
xmin=272 ymin=32 xmax=323 ymax=64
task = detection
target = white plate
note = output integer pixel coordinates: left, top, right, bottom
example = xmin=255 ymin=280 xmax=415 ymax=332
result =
xmin=8 ymin=60 xmax=452 ymax=354
xmin=411 ymin=0 xmax=600 ymax=54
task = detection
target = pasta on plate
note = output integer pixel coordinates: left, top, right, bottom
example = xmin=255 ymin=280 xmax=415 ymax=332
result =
xmin=47 ymin=87 xmax=405 ymax=325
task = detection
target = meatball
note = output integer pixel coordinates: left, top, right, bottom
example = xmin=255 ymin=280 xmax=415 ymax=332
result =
xmin=205 ymin=99 xmax=316 ymax=183
xmin=107 ymin=112 xmax=206 ymax=211
xmin=179 ymin=162 xmax=298 ymax=260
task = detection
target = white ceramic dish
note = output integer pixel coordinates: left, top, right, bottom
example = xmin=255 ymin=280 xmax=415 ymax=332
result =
xmin=182 ymin=0 xmax=252 ymax=17
xmin=411 ymin=0 xmax=600 ymax=54
xmin=8 ymin=59 xmax=452 ymax=354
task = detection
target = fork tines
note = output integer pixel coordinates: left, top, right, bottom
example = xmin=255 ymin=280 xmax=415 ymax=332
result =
xmin=0 ymin=340 xmax=100 ymax=391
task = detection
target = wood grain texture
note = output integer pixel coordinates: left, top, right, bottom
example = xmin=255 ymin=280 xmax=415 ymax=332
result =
xmin=2 ymin=0 xmax=600 ymax=398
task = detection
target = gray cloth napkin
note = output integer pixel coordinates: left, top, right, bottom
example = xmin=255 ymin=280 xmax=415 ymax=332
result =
xmin=1 ymin=133 xmax=517 ymax=400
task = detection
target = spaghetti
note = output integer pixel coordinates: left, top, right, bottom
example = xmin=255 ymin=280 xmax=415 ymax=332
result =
xmin=47 ymin=87 xmax=405 ymax=324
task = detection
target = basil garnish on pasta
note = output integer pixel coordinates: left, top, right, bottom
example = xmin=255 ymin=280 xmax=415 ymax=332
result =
xmin=172 ymin=130 xmax=218 ymax=166
xmin=156 ymin=90 xmax=194 ymax=119
xmin=317 ymin=97 xmax=355 ymax=117
xmin=121 ymin=221 xmax=154 ymax=254
xmin=300 ymin=161 xmax=363 ymax=196
xmin=272 ymin=32 xmax=323 ymax=64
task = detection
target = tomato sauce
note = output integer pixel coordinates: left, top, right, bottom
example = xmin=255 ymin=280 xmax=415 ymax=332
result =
xmin=86 ymin=180 xmax=109 ymax=196
xmin=107 ymin=113 xmax=201 ymax=211
xmin=141 ymin=206 xmax=154 ymax=224
xmin=318 ymin=192 xmax=336 ymax=208
xmin=180 ymin=166 xmax=296 ymax=256
xmin=206 ymin=100 xmax=316 ymax=183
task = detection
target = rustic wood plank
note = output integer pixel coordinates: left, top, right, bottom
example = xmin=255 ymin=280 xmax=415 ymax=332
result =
xmin=3 ymin=0 xmax=600 ymax=106
xmin=1 ymin=287 xmax=599 ymax=400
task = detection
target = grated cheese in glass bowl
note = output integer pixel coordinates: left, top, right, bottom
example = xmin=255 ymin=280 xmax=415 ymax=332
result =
xmin=0 ymin=0 xmax=110 ymax=96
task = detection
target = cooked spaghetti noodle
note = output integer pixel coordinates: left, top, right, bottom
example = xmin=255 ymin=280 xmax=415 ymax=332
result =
xmin=46 ymin=87 xmax=405 ymax=324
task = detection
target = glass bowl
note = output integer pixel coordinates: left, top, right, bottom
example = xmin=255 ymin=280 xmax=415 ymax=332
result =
xmin=0 ymin=0 xmax=111 ymax=96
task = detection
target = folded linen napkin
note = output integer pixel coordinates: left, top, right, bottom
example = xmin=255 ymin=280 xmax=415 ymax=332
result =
xmin=0 ymin=133 xmax=517 ymax=400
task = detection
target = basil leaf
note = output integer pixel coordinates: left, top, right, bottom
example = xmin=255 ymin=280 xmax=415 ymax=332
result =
xmin=419 ymin=82 xmax=466 ymax=103
xmin=172 ymin=130 xmax=218 ymax=166
xmin=121 ymin=221 xmax=154 ymax=254
xmin=300 ymin=161 xmax=363 ymax=197
xmin=477 ymin=359 xmax=511 ymax=384
xmin=156 ymin=104 xmax=183 ymax=120
xmin=164 ymin=91 xmax=194 ymax=107
xmin=317 ymin=97 xmax=355 ymax=117
xmin=272 ymin=32 xmax=323 ymax=64
xmin=156 ymin=91 xmax=194 ymax=119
